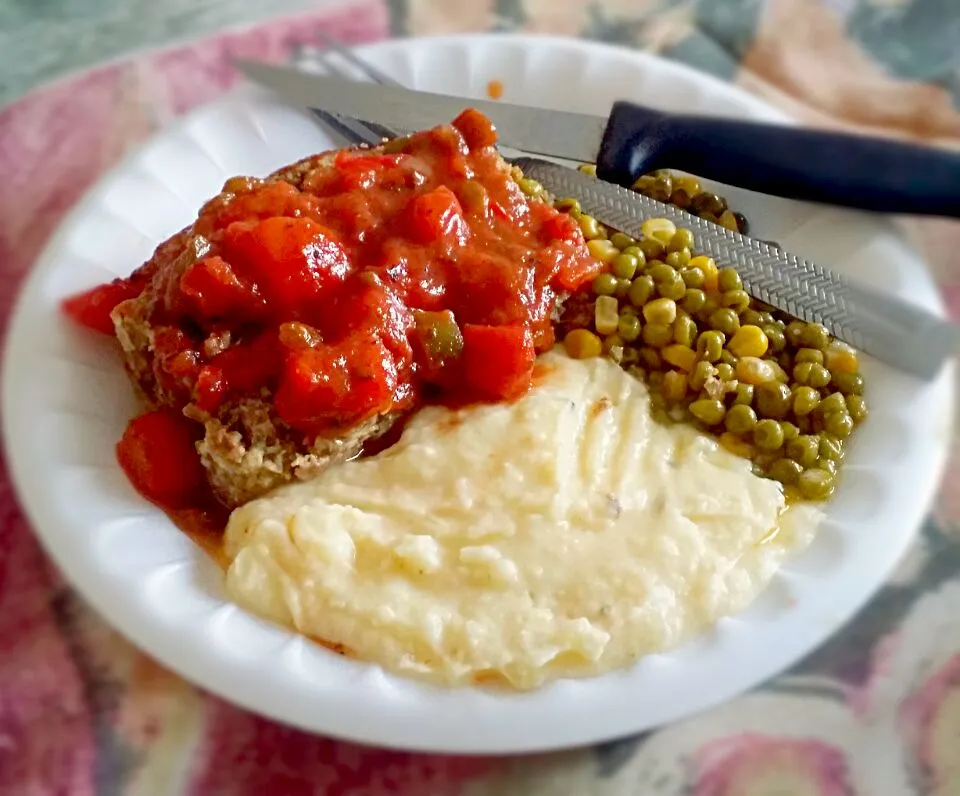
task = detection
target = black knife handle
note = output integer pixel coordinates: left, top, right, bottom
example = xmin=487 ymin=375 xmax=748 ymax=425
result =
xmin=596 ymin=100 xmax=960 ymax=217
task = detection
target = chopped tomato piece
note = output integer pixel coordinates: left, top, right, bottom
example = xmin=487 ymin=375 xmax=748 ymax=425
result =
xmin=194 ymin=366 xmax=227 ymax=413
xmin=334 ymin=150 xmax=406 ymax=172
xmin=196 ymin=181 xmax=318 ymax=234
xmin=206 ymin=330 xmax=283 ymax=400
xmin=407 ymin=186 xmax=468 ymax=247
xmin=179 ymin=255 xmax=263 ymax=321
xmin=274 ymin=335 xmax=400 ymax=432
xmin=222 ymin=217 xmax=351 ymax=317
xmin=553 ymin=239 xmax=605 ymax=291
xmin=461 ymin=324 xmax=535 ymax=401
xmin=62 ymin=277 xmax=142 ymax=335
xmin=452 ymin=108 xmax=498 ymax=150
xmin=539 ymin=209 xmax=581 ymax=245
xmin=116 ymin=409 xmax=205 ymax=508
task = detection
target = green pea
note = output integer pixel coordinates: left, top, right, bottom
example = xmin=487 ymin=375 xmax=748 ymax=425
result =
xmin=801 ymin=323 xmax=831 ymax=350
xmin=673 ymin=314 xmax=698 ymax=347
xmin=786 ymin=321 xmax=806 ymax=347
xmin=717 ymin=267 xmax=743 ymax=292
xmin=819 ymin=392 xmax=847 ymax=417
xmin=627 ymin=275 xmax=655 ymax=308
xmin=792 ymin=386 xmax=821 ymax=416
xmin=733 ymin=383 xmax=755 ymax=406
xmin=797 ymin=468 xmax=836 ymax=500
xmin=780 ymin=421 xmax=800 ymax=442
xmin=610 ymin=231 xmax=636 ymax=250
xmin=769 ymin=457 xmax=804 ymax=485
xmin=763 ymin=324 xmax=786 ymax=353
xmin=795 ymin=348 xmax=824 ymax=365
xmin=665 ymin=249 xmax=691 ymax=269
xmin=794 ymin=362 xmax=831 ymax=388
xmin=639 ymin=346 xmax=661 ymax=369
xmin=611 ymin=253 xmax=639 ymax=280
xmin=818 ymin=434 xmax=844 ymax=461
xmin=615 ymin=278 xmax=632 ymax=298
xmin=786 ymin=435 xmax=820 ymax=468
xmin=682 ymin=288 xmax=707 ymax=314
xmin=847 ymin=394 xmax=868 ymax=423
xmin=642 ymin=323 xmax=674 ymax=348
xmin=719 ymin=349 xmax=738 ymax=368
xmin=689 ymin=398 xmax=726 ymax=426
xmin=756 ymin=382 xmax=792 ymax=419
xmin=818 ymin=457 xmax=839 ymax=475
xmin=679 ymin=267 xmax=705 ymax=288
xmin=754 ymin=418 xmax=785 ymax=450
xmin=696 ymin=330 xmax=725 ymax=362
xmin=824 ymin=411 xmax=854 ymax=440
xmin=617 ymin=313 xmax=642 ymax=342
xmin=592 ymin=273 xmax=618 ymax=296
xmin=648 ymin=262 xmax=676 ymax=284
xmin=518 ymin=177 xmax=543 ymax=196
xmin=832 ymin=371 xmax=864 ymax=396
xmin=689 ymin=360 xmax=715 ymax=391
xmin=716 ymin=362 xmax=736 ymax=381
xmin=658 ymin=276 xmax=688 ymax=301
xmin=579 ymin=215 xmax=603 ymax=239
xmin=669 ymin=228 xmax=695 ymax=252
xmin=709 ymin=308 xmax=740 ymax=336
xmin=725 ymin=404 xmax=758 ymax=434
xmin=638 ymin=237 xmax=665 ymax=260
xmin=554 ymin=197 xmax=581 ymax=214
xmin=622 ymin=245 xmax=646 ymax=261
xmin=721 ymin=289 xmax=751 ymax=313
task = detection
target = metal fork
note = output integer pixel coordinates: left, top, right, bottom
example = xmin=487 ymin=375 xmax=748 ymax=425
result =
xmin=307 ymin=35 xmax=402 ymax=147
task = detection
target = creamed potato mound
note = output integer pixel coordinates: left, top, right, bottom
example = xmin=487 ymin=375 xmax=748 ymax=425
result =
xmin=224 ymin=350 xmax=820 ymax=689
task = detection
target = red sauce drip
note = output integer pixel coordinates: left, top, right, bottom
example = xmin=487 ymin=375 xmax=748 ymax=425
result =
xmin=64 ymin=110 xmax=602 ymax=515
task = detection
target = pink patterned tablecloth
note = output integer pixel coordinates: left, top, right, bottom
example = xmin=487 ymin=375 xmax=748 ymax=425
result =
xmin=3 ymin=1 xmax=960 ymax=794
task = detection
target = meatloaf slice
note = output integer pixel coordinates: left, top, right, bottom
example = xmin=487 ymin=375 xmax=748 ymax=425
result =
xmin=110 ymin=147 xmax=403 ymax=509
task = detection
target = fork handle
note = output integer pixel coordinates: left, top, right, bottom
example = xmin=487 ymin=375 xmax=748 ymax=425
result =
xmin=596 ymin=101 xmax=960 ymax=217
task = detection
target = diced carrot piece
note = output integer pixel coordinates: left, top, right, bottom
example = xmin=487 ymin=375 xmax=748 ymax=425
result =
xmin=222 ymin=217 xmax=351 ymax=317
xmin=61 ymin=278 xmax=142 ymax=335
xmin=179 ymin=255 xmax=262 ymax=320
xmin=116 ymin=409 xmax=205 ymax=508
xmin=461 ymin=324 xmax=535 ymax=401
xmin=274 ymin=336 xmax=398 ymax=432
xmin=452 ymin=108 xmax=498 ymax=150
xmin=407 ymin=186 xmax=468 ymax=247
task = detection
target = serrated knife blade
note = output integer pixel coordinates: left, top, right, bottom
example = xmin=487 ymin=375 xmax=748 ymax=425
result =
xmin=514 ymin=157 xmax=959 ymax=381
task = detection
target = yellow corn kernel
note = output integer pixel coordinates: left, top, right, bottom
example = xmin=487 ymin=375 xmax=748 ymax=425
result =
xmin=586 ymin=238 xmax=620 ymax=264
xmin=719 ymin=431 xmax=755 ymax=458
xmin=564 ymin=328 xmax=602 ymax=359
xmin=728 ymin=325 xmax=770 ymax=358
xmin=594 ymin=295 xmax=620 ymax=336
xmin=642 ymin=297 xmax=678 ymax=325
xmin=662 ymin=344 xmax=698 ymax=372
xmin=825 ymin=341 xmax=859 ymax=374
xmin=689 ymin=255 xmax=719 ymax=293
xmin=641 ymin=217 xmax=677 ymax=244
xmin=661 ymin=370 xmax=689 ymax=403
xmin=736 ymin=356 xmax=779 ymax=385
xmin=578 ymin=163 xmax=597 ymax=176
xmin=718 ymin=209 xmax=739 ymax=231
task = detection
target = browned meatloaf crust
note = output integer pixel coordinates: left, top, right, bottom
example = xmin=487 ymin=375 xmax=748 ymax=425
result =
xmin=111 ymin=148 xmax=399 ymax=510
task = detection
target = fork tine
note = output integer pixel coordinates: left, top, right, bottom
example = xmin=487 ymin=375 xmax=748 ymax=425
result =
xmin=314 ymin=32 xmax=399 ymax=86
xmin=316 ymin=49 xmax=401 ymax=141
xmin=311 ymin=107 xmax=382 ymax=147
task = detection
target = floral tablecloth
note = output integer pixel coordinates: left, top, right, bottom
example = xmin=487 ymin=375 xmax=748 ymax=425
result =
xmin=3 ymin=1 xmax=960 ymax=793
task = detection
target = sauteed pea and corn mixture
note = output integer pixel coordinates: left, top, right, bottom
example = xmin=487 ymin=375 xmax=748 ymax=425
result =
xmin=517 ymin=165 xmax=867 ymax=502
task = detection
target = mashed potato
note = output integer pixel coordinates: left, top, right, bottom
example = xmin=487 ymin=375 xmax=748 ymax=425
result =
xmin=223 ymin=349 xmax=821 ymax=689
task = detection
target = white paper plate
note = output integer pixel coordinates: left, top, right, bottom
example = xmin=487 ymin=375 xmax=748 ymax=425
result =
xmin=2 ymin=35 xmax=954 ymax=754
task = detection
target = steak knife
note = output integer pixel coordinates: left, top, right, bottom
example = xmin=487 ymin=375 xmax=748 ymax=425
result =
xmin=513 ymin=158 xmax=959 ymax=381
xmin=235 ymin=59 xmax=960 ymax=217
